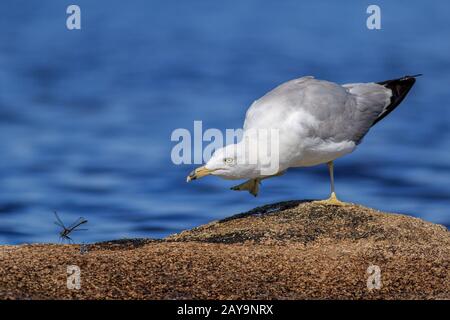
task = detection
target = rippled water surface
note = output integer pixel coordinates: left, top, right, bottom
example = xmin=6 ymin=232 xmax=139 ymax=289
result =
xmin=0 ymin=1 xmax=449 ymax=243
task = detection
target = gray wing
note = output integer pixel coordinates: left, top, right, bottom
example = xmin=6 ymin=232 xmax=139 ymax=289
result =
xmin=243 ymin=76 xmax=392 ymax=144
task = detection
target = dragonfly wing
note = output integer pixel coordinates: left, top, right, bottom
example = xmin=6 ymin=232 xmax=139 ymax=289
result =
xmin=68 ymin=217 xmax=88 ymax=230
xmin=54 ymin=221 xmax=65 ymax=228
xmin=54 ymin=212 xmax=66 ymax=228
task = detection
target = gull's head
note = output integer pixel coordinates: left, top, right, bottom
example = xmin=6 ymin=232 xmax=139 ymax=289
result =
xmin=186 ymin=144 xmax=256 ymax=182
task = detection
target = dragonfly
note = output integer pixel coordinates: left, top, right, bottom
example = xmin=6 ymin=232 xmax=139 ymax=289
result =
xmin=54 ymin=211 xmax=88 ymax=243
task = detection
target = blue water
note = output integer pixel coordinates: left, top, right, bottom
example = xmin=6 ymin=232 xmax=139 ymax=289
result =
xmin=0 ymin=1 xmax=449 ymax=244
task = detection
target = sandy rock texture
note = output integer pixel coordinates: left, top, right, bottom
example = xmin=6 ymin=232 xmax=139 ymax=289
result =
xmin=0 ymin=201 xmax=448 ymax=299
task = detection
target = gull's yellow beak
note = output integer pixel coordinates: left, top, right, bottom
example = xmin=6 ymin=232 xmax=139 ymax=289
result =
xmin=186 ymin=166 xmax=214 ymax=182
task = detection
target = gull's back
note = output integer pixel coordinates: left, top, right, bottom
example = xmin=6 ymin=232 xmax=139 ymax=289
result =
xmin=243 ymin=76 xmax=412 ymax=145
xmin=242 ymin=75 xmax=417 ymax=168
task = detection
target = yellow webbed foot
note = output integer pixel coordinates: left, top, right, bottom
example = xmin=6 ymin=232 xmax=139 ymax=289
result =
xmin=314 ymin=192 xmax=348 ymax=206
xmin=230 ymin=179 xmax=260 ymax=197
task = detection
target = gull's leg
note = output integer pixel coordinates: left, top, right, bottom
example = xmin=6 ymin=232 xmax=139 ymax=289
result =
xmin=230 ymin=179 xmax=260 ymax=197
xmin=315 ymin=161 xmax=346 ymax=206
xmin=230 ymin=171 xmax=286 ymax=197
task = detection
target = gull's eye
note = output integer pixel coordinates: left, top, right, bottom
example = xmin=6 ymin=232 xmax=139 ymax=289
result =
xmin=223 ymin=158 xmax=234 ymax=165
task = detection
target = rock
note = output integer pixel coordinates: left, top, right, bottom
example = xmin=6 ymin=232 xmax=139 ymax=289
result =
xmin=0 ymin=201 xmax=448 ymax=299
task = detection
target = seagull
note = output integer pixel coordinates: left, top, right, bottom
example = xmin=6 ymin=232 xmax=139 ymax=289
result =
xmin=187 ymin=75 xmax=420 ymax=205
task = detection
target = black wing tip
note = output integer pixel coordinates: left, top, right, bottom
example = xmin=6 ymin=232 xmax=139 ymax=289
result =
xmin=378 ymin=74 xmax=422 ymax=86
xmin=403 ymin=74 xmax=423 ymax=79
xmin=372 ymin=74 xmax=419 ymax=126
xmin=401 ymin=74 xmax=422 ymax=83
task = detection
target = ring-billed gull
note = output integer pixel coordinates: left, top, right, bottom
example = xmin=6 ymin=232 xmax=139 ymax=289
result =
xmin=187 ymin=75 xmax=419 ymax=205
